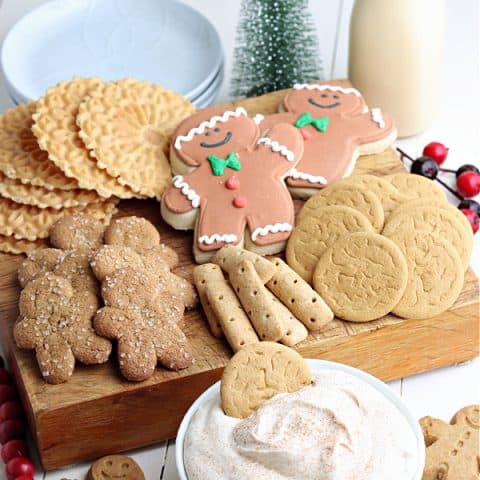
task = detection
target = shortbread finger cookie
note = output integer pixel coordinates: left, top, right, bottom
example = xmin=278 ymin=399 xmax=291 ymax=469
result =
xmin=385 ymin=230 xmax=464 ymax=319
xmin=386 ymin=172 xmax=447 ymax=203
xmin=0 ymin=102 xmax=78 ymax=191
xmin=267 ymin=258 xmax=333 ymax=331
xmin=221 ymin=342 xmax=312 ymax=419
xmin=32 ymin=78 xmax=135 ymax=199
xmin=87 ymin=455 xmax=145 ymax=480
xmin=313 ymin=232 xmax=409 ymax=322
xmin=297 ymin=185 xmax=384 ymax=231
xmin=0 ymin=235 xmax=47 ymax=255
xmin=383 ymin=200 xmax=473 ymax=271
xmin=286 ymin=205 xmax=374 ymax=282
xmin=212 ymin=245 xmax=277 ymax=283
xmin=77 ymin=79 xmax=196 ymax=199
xmin=228 ymin=260 xmax=286 ymax=341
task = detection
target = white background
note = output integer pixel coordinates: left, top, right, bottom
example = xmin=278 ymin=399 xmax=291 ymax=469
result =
xmin=0 ymin=0 xmax=478 ymax=478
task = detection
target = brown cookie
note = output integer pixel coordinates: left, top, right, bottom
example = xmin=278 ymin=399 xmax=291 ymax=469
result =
xmin=18 ymin=248 xmax=64 ymax=287
xmin=87 ymin=455 xmax=145 ymax=480
xmin=49 ymin=213 xmax=105 ymax=250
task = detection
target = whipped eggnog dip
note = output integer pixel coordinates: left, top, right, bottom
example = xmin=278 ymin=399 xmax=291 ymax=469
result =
xmin=183 ymin=369 xmax=419 ymax=480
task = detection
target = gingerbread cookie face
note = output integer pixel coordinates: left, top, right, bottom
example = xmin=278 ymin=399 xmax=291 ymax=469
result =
xmin=163 ymin=108 xmax=304 ymax=263
xmin=87 ymin=455 xmax=145 ymax=480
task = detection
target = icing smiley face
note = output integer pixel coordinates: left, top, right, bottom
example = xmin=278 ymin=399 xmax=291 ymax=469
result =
xmin=200 ymin=127 xmax=232 ymax=148
xmin=88 ymin=455 xmax=145 ymax=480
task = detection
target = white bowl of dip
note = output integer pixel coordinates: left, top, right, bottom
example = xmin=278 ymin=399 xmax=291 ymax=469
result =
xmin=176 ymin=359 xmax=425 ymax=480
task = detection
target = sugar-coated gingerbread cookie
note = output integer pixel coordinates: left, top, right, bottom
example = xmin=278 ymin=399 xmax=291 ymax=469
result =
xmin=87 ymin=454 xmax=145 ymax=480
xmin=257 ymin=81 xmax=397 ymax=198
xmin=161 ymin=107 xmax=303 ymax=263
xmin=220 ymin=342 xmax=312 ymax=419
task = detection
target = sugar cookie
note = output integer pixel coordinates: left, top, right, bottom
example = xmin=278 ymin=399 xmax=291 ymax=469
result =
xmin=386 ymin=172 xmax=447 ymax=203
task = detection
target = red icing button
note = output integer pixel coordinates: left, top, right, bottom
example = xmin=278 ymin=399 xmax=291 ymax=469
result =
xmin=226 ymin=176 xmax=240 ymax=190
xmin=300 ymin=129 xmax=311 ymax=141
xmin=233 ymin=196 xmax=247 ymax=208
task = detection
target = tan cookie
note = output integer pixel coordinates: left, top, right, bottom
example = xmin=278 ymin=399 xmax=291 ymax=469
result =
xmin=14 ymin=272 xmax=111 ymax=383
xmin=220 ymin=342 xmax=312 ymax=419
xmin=18 ymin=248 xmax=64 ymax=287
xmin=385 ymin=230 xmax=464 ymax=319
xmin=420 ymin=405 xmax=479 ymax=480
xmin=0 ymin=102 xmax=78 ymax=191
xmin=32 ymin=78 xmax=135 ymax=198
xmin=286 ymin=205 xmax=374 ymax=282
xmin=386 ymin=172 xmax=447 ymax=204
xmin=0 ymin=234 xmax=47 ymax=255
xmin=50 ymin=214 xmax=106 ymax=250
xmin=313 ymin=232 xmax=408 ymax=322
xmin=297 ymin=185 xmax=384 ymax=231
xmin=94 ymin=268 xmax=193 ymax=381
xmin=77 ymin=79 xmax=196 ymax=199
xmin=87 ymin=455 xmax=145 ymax=480
xmin=266 ymin=258 xmax=334 ymax=331
xmin=383 ymin=200 xmax=473 ymax=271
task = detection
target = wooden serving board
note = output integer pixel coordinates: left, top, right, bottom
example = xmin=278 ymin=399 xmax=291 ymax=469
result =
xmin=0 ymin=87 xmax=479 ymax=471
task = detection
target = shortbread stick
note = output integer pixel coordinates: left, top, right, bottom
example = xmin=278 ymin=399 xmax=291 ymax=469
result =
xmin=193 ymin=264 xmax=224 ymax=338
xmin=205 ymin=282 xmax=259 ymax=353
xmin=212 ymin=245 xmax=277 ymax=283
xmin=267 ymin=258 xmax=334 ymax=331
xmin=229 ymin=260 xmax=285 ymax=341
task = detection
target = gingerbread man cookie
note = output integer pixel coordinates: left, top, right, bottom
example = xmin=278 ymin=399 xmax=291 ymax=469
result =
xmin=161 ymin=107 xmax=303 ymax=263
xmin=258 ymin=81 xmax=397 ymax=198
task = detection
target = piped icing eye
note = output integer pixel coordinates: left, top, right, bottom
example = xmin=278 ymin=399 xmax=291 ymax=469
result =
xmin=214 ymin=127 xmax=221 ymax=132
xmin=333 ymin=94 xmax=340 ymax=99
xmin=321 ymin=94 xmax=328 ymax=98
xmin=204 ymin=131 xmax=211 ymax=136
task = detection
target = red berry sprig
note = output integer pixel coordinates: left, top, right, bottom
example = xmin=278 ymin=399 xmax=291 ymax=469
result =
xmin=397 ymin=142 xmax=480 ymax=234
xmin=0 ymin=356 xmax=35 ymax=480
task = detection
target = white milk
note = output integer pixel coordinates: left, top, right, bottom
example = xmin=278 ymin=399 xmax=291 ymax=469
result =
xmin=349 ymin=0 xmax=446 ymax=137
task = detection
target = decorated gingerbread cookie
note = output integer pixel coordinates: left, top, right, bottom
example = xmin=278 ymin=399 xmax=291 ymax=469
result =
xmin=161 ymin=107 xmax=303 ymax=263
xmin=258 ymin=81 xmax=397 ymax=198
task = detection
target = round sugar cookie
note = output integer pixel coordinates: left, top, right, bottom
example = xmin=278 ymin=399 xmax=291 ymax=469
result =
xmin=77 ymin=78 xmax=196 ymax=199
xmin=220 ymin=342 xmax=312 ymax=419
xmin=386 ymin=172 xmax=447 ymax=204
xmin=32 ymin=78 xmax=135 ymax=199
xmin=87 ymin=455 xmax=145 ymax=480
xmin=382 ymin=200 xmax=473 ymax=271
xmin=297 ymin=185 xmax=384 ymax=231
xmin=312 ymin=232 xmax=408 ymax=322
xmin=385 ymin=230 xmax=464 ymax=319
xmin=0 ymin=103 xmax=78 ymax=191
xmin=286 ymin=205 xmax=374 ymax=282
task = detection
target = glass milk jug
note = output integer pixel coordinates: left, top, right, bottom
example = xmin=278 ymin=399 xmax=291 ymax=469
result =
xmin=349 ymin=0 xmax=446 ymax=137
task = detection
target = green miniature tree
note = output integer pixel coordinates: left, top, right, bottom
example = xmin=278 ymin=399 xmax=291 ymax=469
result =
xmin=231 ymin=0 xmax=322 ymax=98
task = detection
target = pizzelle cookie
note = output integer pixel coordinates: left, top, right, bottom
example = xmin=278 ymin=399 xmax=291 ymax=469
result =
xmin=286 ymin=205 xmax=374 ymax=282
xmin=385 ymin=230 xmax=464 ymax=319
xmin=312 ymin=232 xmax=409 ymax=322
xmin=32 ymin=77 xmax=134 ymax=199
xmin=297 ymin=185 xmax=384 ymax=231
xmin=0 ymin=234 xmax=47 ymax=255
xmin=383 ymin=200 xmax=473 ymax=271
xmin=77 ymin=79 xmax=196 ymax=199
xmin=220 ymin=342 xmax=312 ymax=419
xmin=386 ymin=172 xmax=447 ymax=203
xmin=87 ymin=455 xmax=145 ymax=480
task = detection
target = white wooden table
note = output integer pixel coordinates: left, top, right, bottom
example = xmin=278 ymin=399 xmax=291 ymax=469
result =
xmin=0 ymin=1 xmax=478 ymax=478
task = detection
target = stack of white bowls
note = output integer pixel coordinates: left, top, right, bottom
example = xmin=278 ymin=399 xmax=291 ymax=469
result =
xmin=1 ymin=0 xmax=224 ymax=108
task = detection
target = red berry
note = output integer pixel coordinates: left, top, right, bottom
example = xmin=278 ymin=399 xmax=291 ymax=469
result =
xmin=423 ymin=142 xmax=449 ymax=165
xmin=0 ymin=369 xmax=10 ymax=385
xmin=0 ymin=357 xmax=4 ymax=369
xmin=0 ymin=385 xmax=16 ymax=405
xmin=0 ymin=419 xmax=25 ymax=444
xmin=0 ymin=402 xmax=23 ymax=421
xmin=14 ymin=476 xmax=33 ymax=480
xmin=1 ymin=439 xmax=28 ymax=463
xmin=457 ymin=171 xmax=480 ymax=198
xmin=460 ymin=209 xmax=479 ymax=234
xmin=6 ymin=457 xmax=35 ymax=479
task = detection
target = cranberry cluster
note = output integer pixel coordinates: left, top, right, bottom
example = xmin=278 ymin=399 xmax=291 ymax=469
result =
xmin=0 ymin=356 xmax=35 ymax=480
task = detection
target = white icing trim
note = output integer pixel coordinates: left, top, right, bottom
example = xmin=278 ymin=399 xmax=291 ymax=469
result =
xmin=198 ymin=233 xmax=238 ymax=245
xmin=371 ymin=108 xmax=385 ymax=128
xmin=288 ymin=168 xmax=328 ymax=185
xmin=172 ymin=175 xmax=200 ymax=208
xmin=257 ymin=137 xmax=295 ymax=161
xmin=293 ymin=83 xmax=361 ymax=97
xmin=252 ymin=113 xmax=264 ymax=125
xmin=174 ymin=107 xmax=247 ymax=150
xmin=251 ymin=223 xmax=292 ymax=242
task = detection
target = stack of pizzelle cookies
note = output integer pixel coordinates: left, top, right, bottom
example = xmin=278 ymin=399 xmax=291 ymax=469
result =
xmin=14 ymin=214 xmax=196 ymax=384
xmin=193 ymin=245 xmax=334 ymax=352
xmin=287 ymin=173 xmax=473 ymax=321
xmin=0 ymin=77 xmax=195 ymax=254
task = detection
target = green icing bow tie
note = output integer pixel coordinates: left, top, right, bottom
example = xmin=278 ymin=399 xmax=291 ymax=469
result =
xmin=207 ymin=152 xmax=241 ymax=176
xmin=295 ymin=112 xmax=329 ymax=132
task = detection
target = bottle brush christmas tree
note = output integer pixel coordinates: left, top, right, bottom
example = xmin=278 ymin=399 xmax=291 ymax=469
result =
xmin=231 ymin=0 xmax=322 ymax=98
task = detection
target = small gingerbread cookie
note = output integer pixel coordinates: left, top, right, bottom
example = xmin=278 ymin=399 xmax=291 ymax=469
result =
xmin=420 ymin=405 xmax=479 ymax=480
xmin=87 ymin=455 xmax=145 ymax=480
xmin=220 ymin=342 xmax=312 ymax=419
xmin=313 ymin=232 xmax=408 ymax=322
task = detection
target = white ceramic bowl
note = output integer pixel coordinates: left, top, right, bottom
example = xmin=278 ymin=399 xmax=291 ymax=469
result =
xmin=176 ymin=359 xmax=425 ymax=480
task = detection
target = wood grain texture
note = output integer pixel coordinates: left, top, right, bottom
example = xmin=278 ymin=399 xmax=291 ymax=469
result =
xmin=0 ymin=85 xmax=478 ymax=470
